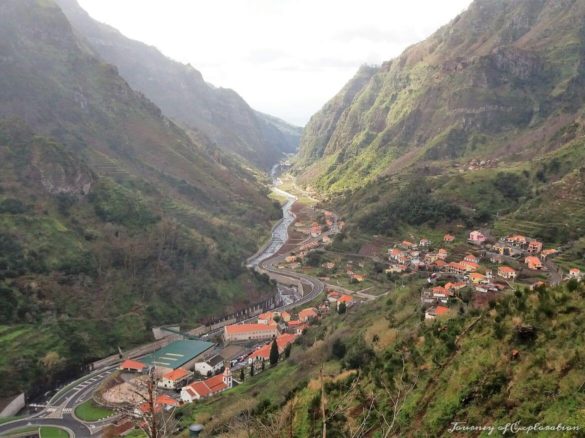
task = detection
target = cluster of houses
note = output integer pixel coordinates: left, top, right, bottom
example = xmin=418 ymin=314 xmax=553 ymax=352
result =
xmin=281 ymin=236 xmax=331 ymax=270
xmin=326 ymin=291 xmax=355 ymax=311
xmin=387 ymin=236 xmax=454 ymax=274
xmin=419 ymin=230 xmax=583 ymax=319
xmin=223 ymin=307 xmax=318 ymax=343
xmin=116 ymin=306 xmax=325 ymax=411
xmin=294 ymin=211 xmax=336 ymax=239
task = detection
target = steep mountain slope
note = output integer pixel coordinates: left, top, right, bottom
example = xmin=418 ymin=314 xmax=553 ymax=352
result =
xmin=296 ymin=0 xmax=585 ymax=193
xmin=185 ymin=280 xmax=585 ymax=437
xmin=54 ymin=0 xmax=301 ymax=169
xmin=0 ymin=0 xmax=279 ymax=398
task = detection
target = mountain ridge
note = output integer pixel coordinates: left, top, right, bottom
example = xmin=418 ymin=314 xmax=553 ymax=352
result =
xmin=55 ymin=0 xmax=302 ymax=169
xmin=295 ymin=0 xmax=585 ymax=193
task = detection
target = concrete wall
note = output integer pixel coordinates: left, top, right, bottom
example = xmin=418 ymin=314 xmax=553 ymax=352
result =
xmin=0 ymin=392 xmax=25 ymax=418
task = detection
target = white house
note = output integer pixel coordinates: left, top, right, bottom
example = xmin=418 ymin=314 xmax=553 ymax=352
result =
xmin=194 ymin=355 xmax=224 ymax=377
xmin=157 ymin=368 xmax=192 ymax=390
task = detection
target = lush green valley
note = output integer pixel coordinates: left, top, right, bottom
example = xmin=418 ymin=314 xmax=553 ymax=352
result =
xmin=171 ymin=0 xmax=585 ymax=436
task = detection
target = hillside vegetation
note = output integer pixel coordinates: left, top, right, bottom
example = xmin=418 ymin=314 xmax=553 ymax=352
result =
xmin=293 ymin=0 xmax=585 ymax=248
xmin=183 ymin=278 xmax=585 ymax=437
xmin=0 ymin=0 xmax=280 ymax=399
xmin=297 ymin=0 xmax=585 ymax=190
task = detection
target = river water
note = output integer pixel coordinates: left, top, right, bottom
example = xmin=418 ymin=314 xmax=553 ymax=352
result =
xmin=247 ymin=164 xmax=297 ymax=268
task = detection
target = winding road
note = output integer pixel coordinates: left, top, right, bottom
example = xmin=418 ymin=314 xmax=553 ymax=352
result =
xmin=0 ymin=174 xmax=335 ymax=437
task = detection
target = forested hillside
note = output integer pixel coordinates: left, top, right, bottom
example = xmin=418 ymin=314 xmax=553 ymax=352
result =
xmin=293 ymin=0 xmax=585 ymax=245
xmin=0 ymin=0 xmax=279 ymax=399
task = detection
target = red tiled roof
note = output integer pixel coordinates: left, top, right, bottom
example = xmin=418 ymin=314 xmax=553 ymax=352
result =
xmin=186 ymin=373 xmax=227 ymax=399
xmin=287 ymin=320 xmax=303 ymax=326
xmin=225 ymin=323 xmax=277 ymax=334
xmin=299 ymin=308 xmax=318 ymax=318
xmin=435 ymin=306 xmax=450 ymax=316
xmin=249 ymin=334 xmax=298 ymax=361
xmin=525 ymin=256 xmax=542 ymax=265
xmin=163 ymin=368 xmax=190 ymax=382
xmin=119 ymin=359 xmax=145 ymax=371
xmin=156 ymin=394 xmax=179 ymax=407
xmin=338 ymin=294 xmax=353 ymax=303
xmin=499 ymin=266 xmax=516 ymax=273
xmin=138 ymin=394 xmax=179 ymax=413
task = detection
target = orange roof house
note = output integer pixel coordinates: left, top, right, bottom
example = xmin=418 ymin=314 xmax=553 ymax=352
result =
xmin=445 ymin=282 xmax=466 ymax=291
xmin=569 ymin=268 xmax=582 ymax=279
xmin=287 ymin=320 xmax=308 ymax=334
xmin=338 ymin=294 xmax=354 ymax=304
xmin=137 ymin=394 xmax=179 ymax=415
xmin=298 ymin=307 xmax=318 ymax=322
xmin=540 ymin=249 xmax=558 ymax=259
xmin=460 ymin=260 xmax=480 ymax=272
xmin=528 ymin=240 xmax=543 ymax=254
xmin=498 ymin=265 xmax=517 ymax=279
xmin=257 ymin=311 xmax=291 ymax=325
xmin=448 ymin=262 xmax=467 ymax=275
xmin=435 ymin=306 xmax=449 ymax=316
xmin=119 ymin=359 xmax=146 ymax=373
xmin=433 ymin=259 xmax=447 ymax=269
xmin=327 ymin=291 xmax=341 ymax=302
xmin=464 ymin=254 xmax=480 ymax=264
xmin=443 ymin=234 xmax=455 ymax=242
xmin=425 ymin=305 xmax=450 ymax=320
xmin=180 ymin=368 xmax=233 ymax=403
xmin=248 ymin=333 xmax=298 ymax=362
xmin=525 ymin=256 xmax=543 ymax=270
xmin=507 ymin=235 xmax=527 ymax=246
xmin=432 ymin=286 xmax=448 ymax=296
xmin=224 ymin=323 xmax=279 ymax=342
xmin=389 ymin=248 xmax=404 ymax=258
xmin=158 ymin=368 xmax=192 ymax=389
xmin=437 ymin=248 xmax=448 ymax=260
xmin=469 ymin=272 xmax=487 ymax=284
xmin=163 ymin=368 xmax=190 ymax=382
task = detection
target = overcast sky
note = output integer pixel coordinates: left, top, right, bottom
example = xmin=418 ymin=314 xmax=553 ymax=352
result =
xmin=77 ymin=0 xmax=472 ymax=126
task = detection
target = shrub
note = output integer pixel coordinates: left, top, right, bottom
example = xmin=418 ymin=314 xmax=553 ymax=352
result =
xmin=331 ymin=338 xmax=346 ymax=360
xmin=0 ymin=198 xmax=27 ymax=214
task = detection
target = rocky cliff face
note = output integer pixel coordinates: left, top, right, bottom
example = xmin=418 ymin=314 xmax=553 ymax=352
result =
xmin=55 ymin=0 xmax=301 ymax=169
xmin=295 ymin=0 xmax=585 ymax=193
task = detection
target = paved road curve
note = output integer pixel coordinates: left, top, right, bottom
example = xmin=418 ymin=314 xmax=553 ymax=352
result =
xmin=0 ymin=181 xmax=335 ymax=437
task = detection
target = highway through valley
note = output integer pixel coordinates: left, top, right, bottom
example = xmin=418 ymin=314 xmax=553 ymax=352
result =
xmin=0 ymin=177 xmax=334 ymax=437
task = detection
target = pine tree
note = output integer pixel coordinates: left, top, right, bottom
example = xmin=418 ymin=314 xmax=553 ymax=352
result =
xmin=250 ymin=363 xmax=255 ymax=377
xmin=240 ymin=368 xmax=245 ymax=381
xmin=269 ymin=338 xmax=279 ymax=366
